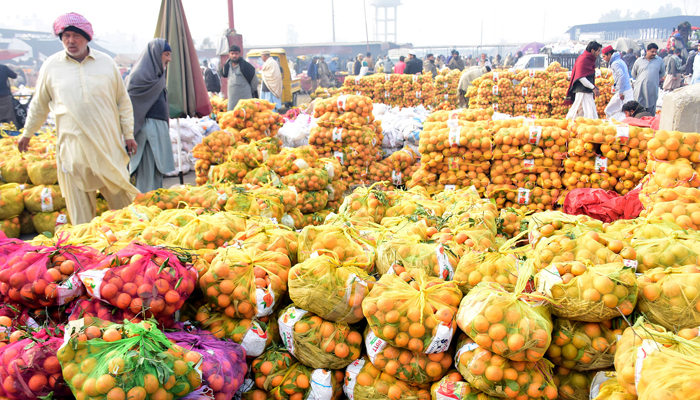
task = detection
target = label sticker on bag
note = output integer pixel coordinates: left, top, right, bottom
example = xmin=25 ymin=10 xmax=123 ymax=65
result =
xmin=492 ymin=103 xmax=499 ymax=111
xmin=61 ymin=318 xmax=85 ymax=351
xmin=517 ymin=188 xmax=530 ymax=204
xmin=77 ymin=269 xmax=107 ymax=299
xmin=425 ymin=322 xmax=454 ymax=353
xmin=448 ymin=127 xmax=460 ymax=146
xmin=416 ymin=91 xmax=422 ymax=99
xmin=623 ymin=259 xmax=638 ymax=270
xmin=336 ymin=95 xmax=348 ymax=113
xmin=523 ymin=159 xmax=535 ymax=171
xmin=354 ymin=76 xmax=361 ymax=84
xmin=412 ymin=75 xmax=418 ymax=82
xmin=615 ymin=124 xmax=629 ymax=143
xmin=40 ymin=187 xmax=54 ymax=212
xmin=455 ymin=341 xmax=480 ymax=365
xmin=445 ymin=185 xmax=456 ymax=191
xmin=293 ymin=159 xmax=310 ymax=170
xmin=527 ymin=104 xmax=533 ymax=112
xmin=392 ymin=170 xmax=403 ymax=185
xmin=343 ymin=358 xmax=365 ymax=400
xmin=444 ymin=82 xmax=449 ymax=88
xmin=493 ymin=72 xmax=499 ymax=81
xmin=567 ymin=71 xmax=572 ymax=79
xmin=435 ymin=244 xmax=454 ymax=280
xmin=635 ymin=340 xmax=660 ymax=391
xmin=241 ymin=320 xmax=269 ymax=357
xmin=529 ymin=70 xmax=536 ymax=78
xmin=56 ymin=274 xmax=83 ymax=305
xmin=332 ymin=127 xmax=343 ymax=141
xmin=536 ymin=264 xmax=563 ymax=296
xmin=333 ymin=151 xmax=344 ymax=165
xmin=447 ymin=157 xmax=459 ymax=171
xmin=355 ymin=91 xmax=361 ymax=96
xmin=444 ymin=94 xmax=449 ymax=100
xmin=528 ymin=126 xmax=542 ymax=144
xmin=595 ymin=155 xmax=608 ymax=172
xmin=384 ymin=91 xmax=389 ymax=98
xmin=365 ymin=330 xmax=388 ymax=364
xmin=595 ymin=69 xmax=601 ymax=78
xmin=255 ymin=287 xmax=275 ymax=317
xmin=56 ymin=213 xmax=68 ymax=228
xmin=261 ymin=149 xmax=269 ymax=162
xmin=492 ymin=85 xmax=499 ymax=95
xmin=522 ymin=87 xmax=528 ymax=96
xmin=278 ymin=306 xmax=308 ymax=356
xmin=308 ymin=369 xmax=333 ymax=400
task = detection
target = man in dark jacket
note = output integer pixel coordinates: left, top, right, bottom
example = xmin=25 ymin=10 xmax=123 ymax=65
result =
xmin=202 ymin=60 xmax=221 ymax=95
xmin=424 ymin=53 xmax=438 ymax=77
xmin=403 ymin=50 xmax=423 ymax=75
xmin=0 ymin=63 xmax=17 ymax=126
xmin=622 ymin=101 xmax=653 ymax=118
xmin=622 ymin=49 xmax=637 ymax=72
xmin=219 ymin=45 xmax=259 ymax=110
xmin=353 ymin=53 xmax=362 ymax=75
xmin=448 ymin=51 xmax=465 ymax=71
xmin=307 ymin=57 xmax=318 ymax=92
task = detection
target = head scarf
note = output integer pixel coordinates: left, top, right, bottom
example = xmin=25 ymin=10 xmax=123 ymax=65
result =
xmin=126 ymin=38 xmax=168 ymax=135
xmin=53 ymin=12 xmax=93 ymax=41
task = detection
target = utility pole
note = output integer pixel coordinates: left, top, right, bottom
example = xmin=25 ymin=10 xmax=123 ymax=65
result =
xmin=480 ymin=19 xmax=484 ymax=46
xmin=228 ymin=0 xmax=234 ymax=30
xmin=332 ymin=0 xmax=336 ymax=42
xmin=363 ymin=0 xmax=370 ymax=52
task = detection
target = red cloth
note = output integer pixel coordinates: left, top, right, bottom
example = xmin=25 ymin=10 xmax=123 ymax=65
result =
xmin=53 ymin=12 xmax=94 ymax=41
xmin=564 ymin=51 xmax=597 ymax=105
xmin=623 ymin=116 xmax=660 ymax=131
xmin=563 ymin=188 xmax=643 ymax=223
xmin=602 ymin=45 xmax=613 ymax=54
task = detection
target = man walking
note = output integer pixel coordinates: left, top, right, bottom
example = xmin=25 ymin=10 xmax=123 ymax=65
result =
xmin=19 ymin=12 xmax=139 ymax=225
xmin=424 ymin=54 xmax=438 ymax=78
xmin=126 ymin=38 xmax=175 ymax=194
xmin=601 ymin=46 xmax=633 ymax=120
xmin=202 ymin=59 xmax=221 ymax=96
xmin=0 ymin=63 xmax=17 ymax=126
xmin=565 ymin=41 xmax=602 ymax=119
xmin=631 ymin=43 xmax=665 ymax=115
xmin=663 ymin=48 xmax=683 ymax=91
xmin=403 ymin=51 xmax=423 ymax=75
xmin=261 ymin=51 xmax=283 ymax=110
xmin=219 ymin=45 xmax=259 ymax=110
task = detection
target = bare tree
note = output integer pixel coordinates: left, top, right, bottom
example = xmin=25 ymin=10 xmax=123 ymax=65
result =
xmin=599 ymin=9 xmax=623 ymax=22
xmin=200 ymin=37 xmax=214 ymax=50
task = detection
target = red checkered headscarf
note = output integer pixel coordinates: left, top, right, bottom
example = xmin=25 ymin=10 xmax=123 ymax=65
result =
xmin=53 ymin=12 xmax=93 ymax=41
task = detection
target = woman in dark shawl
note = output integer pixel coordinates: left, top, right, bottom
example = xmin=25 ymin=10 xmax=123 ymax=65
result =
xmin=125 ymin=38 xmax=176 ymax=193
xmin=565 ymin=41 xmax=602 ymax=119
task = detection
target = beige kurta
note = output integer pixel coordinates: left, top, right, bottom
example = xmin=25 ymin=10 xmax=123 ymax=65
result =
xmin=23 ymin=48 xmax=139 ymax=224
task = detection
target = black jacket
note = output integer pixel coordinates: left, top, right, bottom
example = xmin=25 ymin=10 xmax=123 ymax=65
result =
xmin=219 ymin=58 xmax=258 ymax=98
xmin=204 ymin=68 xmax=221 ymax=93
xmin=403 ymin=57 xmax=423 ymax=75
xmin=353 ymin=60 xmax=362 ymax=75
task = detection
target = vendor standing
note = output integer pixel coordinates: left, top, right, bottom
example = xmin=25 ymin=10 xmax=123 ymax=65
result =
xmin=125 ymin=38 xmax=176 ymax=193
xmin=602 ymin=45 xmax=633 ymax=120
xmin=219 ymin=45 xmax=259 ymax=111
xmin=565 ymin=41 xmax=602 ymax=119
xmin=0 ymin=63 xmax=17 ymax=126
xmin=631 ymin=43 xmax=665 ymax=115
xmin=260 ymin=50 xmax=283 ymax=111
xmin=18 ymin=12 xmax=139 ymax=225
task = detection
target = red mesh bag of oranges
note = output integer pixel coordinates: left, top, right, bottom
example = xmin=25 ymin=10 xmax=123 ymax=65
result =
xmin=288 ymin=253 xmax=375 ymax=324
xmin=456 ymin=263 xmax=553 ymax=362
xmin=298 ymin=224 xmax=376 ymax=271
xmin=547 ymin=318 xmax=620 ymax=371
xmin=454 ymin=334 xmax=558 ymax=400
xmin=0 ymin=329 xmax=70 ymax=400
xmin=166 ymin=325 xmax=248 ymax=400
xmin=57 ymin=320 xmax=201 ymax=400
xmin=343 ymin=357 xmax=431 ymax=400
xmin=68 ymin=298 xmax=142 ymax=327
xmin=636 ymin=265 xmax=700 ymax=330
xmin=0 ymin=238 xmax=105 ymax=309
xmin=199 ymin=247 xmax=290 ymax=319
xmin=453 ymin=234 xmax=528 ymax=294
xmin=362 ymin=270 xmax=463 ymax=354
xmin=636 ymin=348 xmax=700 ymax=400
xmin=194 ymin=305 xmax=278 ymax=358
xmin=536 ymin=261 xmax=637 ymax=321
xmin=363 ymin=327 xmax=452 ymax=384
xmin=277 ymin=305 xmax=362 ymax=369
xmin=614 ymin=318 xmax=700 ymax=395
xmin=78 ymin=244 xmax=197 ymax=321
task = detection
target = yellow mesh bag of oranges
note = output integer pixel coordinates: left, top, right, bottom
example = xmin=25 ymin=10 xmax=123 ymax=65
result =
xmin=288 ymin=253 xmax=374 ymax=324
xmin=536 ymin=261 xmax=637 ymax=321
xmin=636 ymin=348 xmax=700 ymax=400
xmin=430 ymin=371 xmax=498 ymax=400
xmin=533 ymin=231 xmax=636 ymax=271
xmin=527 ymin=210 xmax=603 ymax=246
xmin=632 ymin=230 xmax=700 ymax=272
xmin=552 ymin=366 xmax=593 ymax=400
xmin=454 ymin=333 xmax=558 ymax=400
xmin=375 ymin=232 xmax=462 ymax=279
xmin=640 ymin=193 xmax=700 ymax=230
xmin=338 ymin=184 xmax=391 ymax=224
xmin=267 ymin=361 xmax=343 ymax=400
xmin=456 ymin=262 xmax=553 ymax=362
xmin=166 ymin=212 xmax=247 ymax=250
xmin=194 ymin=305 xmax=278 ymax=358
xmin=613 ymin=318 xmax=700 ymax=395
xmin=343 ymin=357 xmax=431 ymax=400
xmin=298 ymin=224 xmax=376 ymax=271
xmin=637 ymin=265 xmax=700 ymax=330
xmin=547 ymin=318 xmax=620 ymax=371
xmin=362 ymin=270 xmax=462 ymax=354
xmin=0 ymin=184 xmax=24 ymax=220
xmin=277 ymin=304 xmax=362 ymax=369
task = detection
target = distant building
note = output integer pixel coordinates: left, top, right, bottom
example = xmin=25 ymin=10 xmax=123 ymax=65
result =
xmin=0 ymin=28 xmax=116 ymax=61
xmin=566 ymin=15 xmax=700 ymax=41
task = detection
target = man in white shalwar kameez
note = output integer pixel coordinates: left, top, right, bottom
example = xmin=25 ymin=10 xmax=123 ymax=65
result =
xmin=18 ymin=12 xmax=139 ymax=225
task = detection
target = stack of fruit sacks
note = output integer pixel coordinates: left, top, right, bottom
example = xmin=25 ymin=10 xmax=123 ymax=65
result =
xmin=475 ymin=71 xmax=516 ymax=115
xmin=410 ymin=108 xmax=494 ymax=193
xmin=548 ymin=71 xmax=570 ymax=119
xmin=57 ymin=320 xmax=202 ymax=400
xmin=245 ymin=346 xmax=346 ymax=400
xmin=310 ymin=94 xmax=383 ymax=184
xmin=487 ymin=119 xmax=567 ymax=211
xmin=192 ymin=129 xmax=241 ymax=185
xmin=356 ymin=270 xmax=463 ymax=398
xmin=569 ymin=118 xmax=649 ymax=194
xmin=376 ymin=74 xmax=405 ymax=107
xmin=368 ymin=147 xmax=419 ymax=189
xmin=341 ymin=75 xmax=377 ymax=100
xmin=454 ymin=262 xmax=559 ymax=400
xmin=594 ymin=69 xmax=614 ymax=117
xmin=434 ymin=69 xmax=462 ymax=110
xmin=514 ymin=70 xmax=552 ymax=118
xmin=397 ymin=74 xmax=436 ymax=108
xmin=218 ymin=99 xmax=283 ymax=142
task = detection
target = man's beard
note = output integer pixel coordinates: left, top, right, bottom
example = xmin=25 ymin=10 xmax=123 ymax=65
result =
xmin=231 ymin=56 xmax=239 ymax=63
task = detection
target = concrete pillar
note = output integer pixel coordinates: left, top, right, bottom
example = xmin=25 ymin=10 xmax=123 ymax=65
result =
xmin=659 ymin=84 xmax=700 ymax=133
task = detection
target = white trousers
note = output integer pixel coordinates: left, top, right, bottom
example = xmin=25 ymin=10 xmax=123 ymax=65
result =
xmin=566 ymin=92 xmax=598 ymax=120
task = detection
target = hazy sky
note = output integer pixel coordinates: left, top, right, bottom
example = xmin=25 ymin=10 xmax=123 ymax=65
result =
xmin=3 ymin=0 xmax=699 ymax=54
